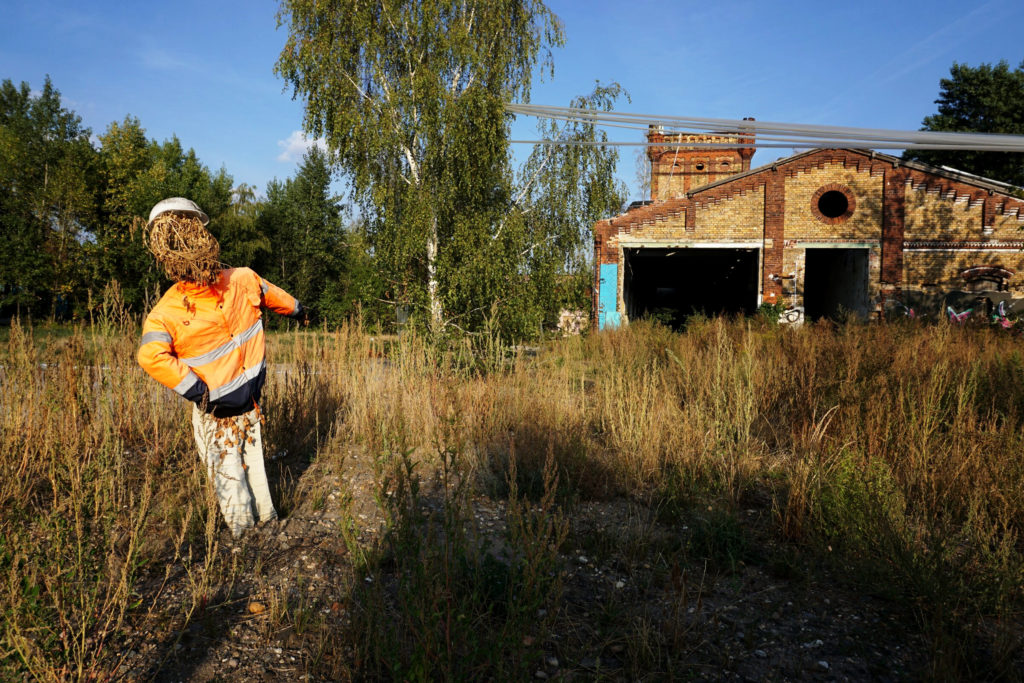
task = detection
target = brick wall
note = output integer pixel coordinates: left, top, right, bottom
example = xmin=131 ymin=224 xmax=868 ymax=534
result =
xmin=904 ymin=186 xmax=983 ymax=240
xmin=881 ymin=168 xmax=907 ymax=285
xmin=903 ymin=250 xmax=1024 ymax=291
xmin=607 ymin=212 xmax=688 ymax=249
xmin=606 ymin=189 xmax=765 ymax=247
xmin=648 ymin=131 xmax=754 ymax=199
xmin=693 ymin=188 xmax=765 ymax=241
xmin=783 ymin=163 xmax=883 ymax=240
xmin=991 ymin=203 xmax=1024 ymax=241
xmin=763 ymin=171 xmax=784 ymax=300
xmin=592 ymin=148 xmax=1024 ymax=328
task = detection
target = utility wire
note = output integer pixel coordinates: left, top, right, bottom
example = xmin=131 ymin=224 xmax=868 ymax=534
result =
xmin=506 ymin=103 xmax=1024 ymax=152
xmin=509 ymin=112 xmax=1024 ymax=148
xmin=508 ymin=103 xmax=1024 ymax=144
xmin=514 ymin=109 xmax=953 ymax=146
xmin=509 ymin=140 xmax=1024 ymax=151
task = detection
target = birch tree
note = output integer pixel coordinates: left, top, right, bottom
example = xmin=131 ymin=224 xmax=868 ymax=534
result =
xmin=275 ymin=0 xmax=564 ymax=334
xmin=496 ymin=82 xmax=627 ymax=333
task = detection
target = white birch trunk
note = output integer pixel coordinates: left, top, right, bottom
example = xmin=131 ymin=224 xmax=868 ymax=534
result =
xmin=427 ymin=213 xmax=441 ymax=333
xmin=400 ymin=145 xmax=441 ymax=332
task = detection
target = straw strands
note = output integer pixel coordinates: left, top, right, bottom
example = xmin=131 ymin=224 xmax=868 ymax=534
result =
xmin=146 ymin=213 xmax=222 ymax=286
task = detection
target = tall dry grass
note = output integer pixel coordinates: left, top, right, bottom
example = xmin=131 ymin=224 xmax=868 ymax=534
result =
xmin=1 ymin=312 xmax=1022 ymax=678
xmin=0 ymin=311 xmax=209 ymax=680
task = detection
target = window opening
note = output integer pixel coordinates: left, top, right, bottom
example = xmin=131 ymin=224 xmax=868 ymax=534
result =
xmin=818 ymin=191 xmax=848 ymax=218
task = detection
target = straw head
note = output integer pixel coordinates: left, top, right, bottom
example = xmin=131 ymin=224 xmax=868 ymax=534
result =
xmin=145 ymin=211 xmax=222 ymax=286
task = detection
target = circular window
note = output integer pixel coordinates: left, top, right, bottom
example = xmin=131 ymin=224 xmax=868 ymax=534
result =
xmin=818 ymin=191 xmax=848 ymax=217
xmin=811 ymin=184 xmax=855 ymax=224
xmin=695 ymin=163 xmax=705 ymax=171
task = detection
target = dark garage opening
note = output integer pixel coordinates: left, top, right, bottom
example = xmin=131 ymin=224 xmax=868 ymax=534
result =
xmin=623 ymin=247 xmax=760 ymax=327
xmin=803 ymin=248 xmax=870 ymax=320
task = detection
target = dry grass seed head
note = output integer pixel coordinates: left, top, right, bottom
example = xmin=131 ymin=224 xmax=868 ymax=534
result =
xmin=146 ymin=213 xmax=222 ymax=286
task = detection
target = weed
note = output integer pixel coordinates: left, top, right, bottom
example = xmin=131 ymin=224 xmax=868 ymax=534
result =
xmin=2 ymin=316 xmax=1023 ymax=678
xmin=333 ymin=436 xmax=566 ymax=680
xmin=688 ymin=506 xmax=750 ymax=574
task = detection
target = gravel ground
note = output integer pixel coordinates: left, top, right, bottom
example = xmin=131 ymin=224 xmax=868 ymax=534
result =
xmin=113 ymin=449 xmax=949 ymax=682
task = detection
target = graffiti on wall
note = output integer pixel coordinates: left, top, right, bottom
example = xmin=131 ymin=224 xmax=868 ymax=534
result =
xmin=887 ymin=289 xmax=1024 ymax=331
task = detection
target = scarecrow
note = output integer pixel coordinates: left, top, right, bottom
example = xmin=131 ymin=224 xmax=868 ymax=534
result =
xmin=137 ymin=197 xmax=304 ymax=538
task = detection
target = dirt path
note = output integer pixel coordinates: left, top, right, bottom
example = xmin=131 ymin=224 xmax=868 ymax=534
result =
xmin=114 ymin=449 xmax=933 ymax=681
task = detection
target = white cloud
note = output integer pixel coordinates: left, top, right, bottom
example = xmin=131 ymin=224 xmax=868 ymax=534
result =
xmin=276 ymin=130 xmax=327 ymax=162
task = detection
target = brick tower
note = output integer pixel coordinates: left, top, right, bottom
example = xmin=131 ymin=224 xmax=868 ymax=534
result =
xmin=647 ymin=121 xmax=755 ymax=200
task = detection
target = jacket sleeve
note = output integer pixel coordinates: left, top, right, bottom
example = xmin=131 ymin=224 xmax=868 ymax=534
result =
xmin=255 ymin=272 xmax=303 ymax=318
xmin=137 ymin=315 xmax=208 ymax=403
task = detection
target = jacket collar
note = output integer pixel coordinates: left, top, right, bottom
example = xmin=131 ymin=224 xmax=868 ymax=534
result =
xmin=175 ymin=271 xmax=227 ymax=297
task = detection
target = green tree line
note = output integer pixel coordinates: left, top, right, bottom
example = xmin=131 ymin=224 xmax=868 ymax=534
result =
xmin=1 ymin=70 xmax=624 ymax=337
xmin=0 ymin=76 xmax=376 ymax=327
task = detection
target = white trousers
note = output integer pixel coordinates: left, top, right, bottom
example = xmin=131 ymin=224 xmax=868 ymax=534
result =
xmin=192 ymin=405 xmax=277 ymax=538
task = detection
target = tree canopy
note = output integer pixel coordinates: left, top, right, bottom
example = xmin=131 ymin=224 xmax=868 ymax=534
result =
xmin=0 ymin=77 xmax=373 ymax=324
xmin=276 ymin=0 xmax=566 ymax=334
xmin=3 ymin=49 xmax=624 ymax=338
xmin=0 ymin=77 xmax=97 ymax=316
xmin=276 ymin=0 xmax=625 ymax=337
xmin=256 ymin=147 xmax=374 ymax=326
xmin=904 ymin=60 xmax=1024 ymax=187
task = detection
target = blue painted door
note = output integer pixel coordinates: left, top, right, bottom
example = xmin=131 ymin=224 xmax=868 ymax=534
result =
xmin=598 ymin=263 xmax=621 ymax=329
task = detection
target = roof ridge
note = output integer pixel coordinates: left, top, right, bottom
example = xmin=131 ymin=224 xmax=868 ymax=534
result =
xmin=605 ymin=148 xmax=1024 ymax=230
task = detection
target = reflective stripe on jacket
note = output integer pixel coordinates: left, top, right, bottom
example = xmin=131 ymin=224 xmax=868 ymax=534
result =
xmin=138 ymin=268 xmax=300 ymax=416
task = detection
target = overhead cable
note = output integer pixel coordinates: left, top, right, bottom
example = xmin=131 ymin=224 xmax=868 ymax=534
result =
xmin=508 ymin=103 xmax=1024 ymax=145
xmin=506 ymin=103 xmax=1024 ymax=152
xmin=509 ymin=140 xmax=1024 ymax=151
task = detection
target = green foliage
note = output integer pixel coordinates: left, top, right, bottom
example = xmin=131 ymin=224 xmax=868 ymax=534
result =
xmin=0 ymin=77 xmax=373 ymax=320
xmin=814 ymin=451 xmax=907 ymax=559
xmin=93 ymin=116 xmax=162 ymax=310
xmin=2 ymin=64 xmax=621 ymax=333
xmin=808 ymin=447 xmax=1024 ymax=678
xmin=757 ymin=300 xmax=786 ymax=323
xmin=688 ymin=506 xmax=750 ymax=574
xmin=0 ymin=77 xmax=98 ymax=318
xmin=93 ymin=130 xmax=233 ymax=311
xmin=277 ymin=0 xmax=623 ymax=338
xmin=904 ymin=60 xmax=1024 ymax=187
xmin=212 ymin=183 xmax=271 ymax=268
xmin=277 ymin=0 xmax=565 ymax=334
xmin=340 ymin=436 xmax=567 ymax=680
xmin=0 ymin=79 xmax=242 ymax=318
xmin=496 ymin=82 xmax=628 ymax=336
xmin=257 ymin=148 xmax=377 ymax=326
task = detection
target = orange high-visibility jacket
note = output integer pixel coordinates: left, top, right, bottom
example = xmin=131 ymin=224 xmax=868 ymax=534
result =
xmin=138 ymin=268 xmax=301 ymax=416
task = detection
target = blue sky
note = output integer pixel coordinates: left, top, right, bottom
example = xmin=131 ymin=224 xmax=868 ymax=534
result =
xmin=3 ymin=0 xmax=1022 ymax=203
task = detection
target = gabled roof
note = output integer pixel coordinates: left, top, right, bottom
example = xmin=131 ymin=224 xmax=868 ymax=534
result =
xmin=690 ymin=148 xmax=1021 ymax=197
xmin=605 ymin=148 xmax=1023 ymax=230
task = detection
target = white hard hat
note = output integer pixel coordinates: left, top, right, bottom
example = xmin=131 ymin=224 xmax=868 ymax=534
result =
xmin=147 ymin=197 xmax=209 ymax=227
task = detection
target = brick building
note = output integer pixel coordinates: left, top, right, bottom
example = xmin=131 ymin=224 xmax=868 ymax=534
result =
xmin=593 ymin=129 xmax=1024 ymax=328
